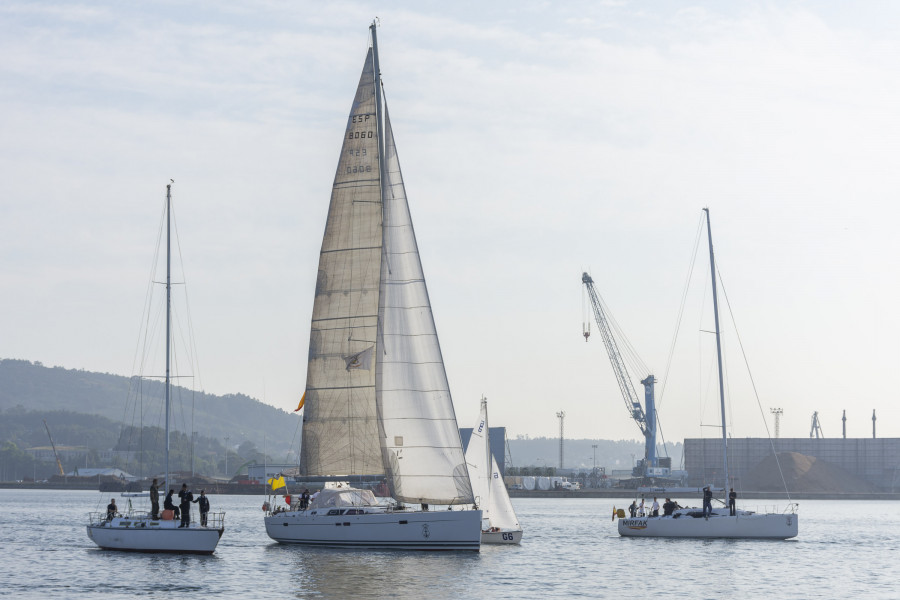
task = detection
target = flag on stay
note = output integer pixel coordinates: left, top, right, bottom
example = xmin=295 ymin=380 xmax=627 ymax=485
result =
xmin=268 ymin=475 xmax=286 ymax=491
xmin=294 ymin=391 xmax=306 ymax=412
xmin=343 ymin=346 xmax=374 ymax=371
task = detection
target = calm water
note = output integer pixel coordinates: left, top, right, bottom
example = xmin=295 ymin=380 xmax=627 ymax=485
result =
xmin=0 ymin=489 xmax=896 ymax=599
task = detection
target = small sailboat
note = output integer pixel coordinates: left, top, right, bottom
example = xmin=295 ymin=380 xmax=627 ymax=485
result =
xmin=465 ymin=397 xmax=523 ymax=544
xmin=263 ymin=21 xmax=481 ymax=551
xmin=86 ymin=182 xmax=225 ymax=554
xmin=616 ymin=208 xmax=798 ymax=539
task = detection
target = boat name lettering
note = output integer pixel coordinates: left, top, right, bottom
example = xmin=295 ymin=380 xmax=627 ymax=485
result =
xmin=623 ymin=519 xmax=647 ymax=527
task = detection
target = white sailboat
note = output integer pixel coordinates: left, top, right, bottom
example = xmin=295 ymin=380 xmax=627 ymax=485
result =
xmin=465 ymin=397 xmax=523 ymax=544
xmin=86 ymin=183 xmax=225 ymax=554
xmin=617 ymin=208 xmax=798 ymax=539
xmin=263 ymin=21 xmax=482 ymax=551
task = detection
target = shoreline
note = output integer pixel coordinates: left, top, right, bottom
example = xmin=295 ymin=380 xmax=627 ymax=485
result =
xmin=507 ymin=489 xmax=900 ymax=500
xmin=2 ymin=481 xmax=898 ymax=500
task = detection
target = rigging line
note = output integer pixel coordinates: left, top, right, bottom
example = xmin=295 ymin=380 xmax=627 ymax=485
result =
xmin=171 ymin=201 xmax=203 ymax=394
xmin=717 ymin=266 xmax=792 ymax=503
xmin=658 ymin=213 xmax=705 ymax=409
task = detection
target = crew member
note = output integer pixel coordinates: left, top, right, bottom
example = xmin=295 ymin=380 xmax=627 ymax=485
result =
xmin=193 ymin=490 xmax=210 ymax=526
xmin=179 ymin=486 xmax=194 ymax=528
xmin=149 ymin=478 xmax=159 ymax=519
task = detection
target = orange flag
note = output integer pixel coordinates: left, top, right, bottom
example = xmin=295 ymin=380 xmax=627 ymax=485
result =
xmin=294 ymin=391 xmax=306 ymax=412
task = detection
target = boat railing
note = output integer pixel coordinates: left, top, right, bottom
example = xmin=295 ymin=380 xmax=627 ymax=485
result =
xmin=204 ymin=512 xmax=225 ymax=529
xmin=88 ymin=511 xmax=225 ymax=528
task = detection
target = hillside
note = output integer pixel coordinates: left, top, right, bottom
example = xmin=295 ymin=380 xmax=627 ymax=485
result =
xmin=0 ymin=359 xmax=301 ymax=462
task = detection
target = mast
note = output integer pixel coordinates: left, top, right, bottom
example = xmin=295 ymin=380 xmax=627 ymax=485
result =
xmin=165 ymin=182 xmax=172 ymax=493
xmin=703 ymin=208 xmax=728 ymax=497
xmin=370 ymin=20 xmax=386 ymax=202
xmin=482 ymin=396 xmax=491 ymax=509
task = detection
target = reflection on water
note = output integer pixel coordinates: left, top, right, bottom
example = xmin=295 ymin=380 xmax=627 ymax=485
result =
xmin=1 ymin=489 xmax=899 ymax=599
xmin=273 ymin=544 xmax=482 ymax=599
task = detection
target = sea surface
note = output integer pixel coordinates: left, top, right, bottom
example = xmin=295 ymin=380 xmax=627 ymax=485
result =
xmin=0 ymin=489 xmax=896 ymax=599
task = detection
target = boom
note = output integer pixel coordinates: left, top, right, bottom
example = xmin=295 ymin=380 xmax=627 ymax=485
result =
xmin=581 ymin=272 xmax=658 ymax=475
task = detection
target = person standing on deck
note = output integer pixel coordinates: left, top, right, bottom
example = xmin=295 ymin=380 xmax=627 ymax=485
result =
xmin=728 ymin=488 xmax=737 ymax=516
xmin=179 ymin=486 xmax=194 ymax=528
xmin=651 ymin=497 xmax=660 ymax=517
xmin=149 ymin=478 xmax=159 ymax=519
xmin=702 ymin=486 xmax=713 ymax=519
xmin=193 ymin=490 xmax=210 ymax=526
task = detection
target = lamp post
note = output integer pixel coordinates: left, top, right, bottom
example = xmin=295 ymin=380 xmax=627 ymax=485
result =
xmin=592 ymin=444 xmax=598 ymax=472
xmin=224 ymin=436 xmax=230 ymax=478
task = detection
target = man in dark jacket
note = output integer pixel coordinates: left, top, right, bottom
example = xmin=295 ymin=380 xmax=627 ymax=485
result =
xmin=728 ymin=488 xmax=737 ymax=516
xmin=193 ymin=490 xmax=210 ymax=526
xmin=164 ymin=489 xmax=179 ymax=520
xmin=106 ymin=498 xmax=117 ymax=521
xmin=702 ymin=486 xmax=713 ymax=519
xmin=179 ymin=485 xmax=193 ymax=528
xmin=149 ymin=478 xmax=159 ymax=518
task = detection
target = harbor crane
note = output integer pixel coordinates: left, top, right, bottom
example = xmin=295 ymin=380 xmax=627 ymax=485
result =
xmin=581 ymin=272 xmax=659 ymax=477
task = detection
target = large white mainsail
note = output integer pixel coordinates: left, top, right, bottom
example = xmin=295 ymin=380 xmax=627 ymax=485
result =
xmin=299 ymin=25 xmax=473 ymax=505
xmin=300 ymin=46 xmax=384 ymax=478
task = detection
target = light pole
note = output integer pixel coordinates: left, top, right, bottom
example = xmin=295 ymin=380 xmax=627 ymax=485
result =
xmin=592 ymin=444 xmax=598 ymax=472
xmin=224 ymin=436 xmax=230 ymax=478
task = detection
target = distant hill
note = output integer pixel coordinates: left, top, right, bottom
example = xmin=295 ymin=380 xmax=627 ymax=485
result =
xmin=0 ymin=359 xmax=301 ymax=462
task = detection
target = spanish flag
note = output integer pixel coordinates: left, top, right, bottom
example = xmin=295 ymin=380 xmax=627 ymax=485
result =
xmin=269 ymin=475 xmax=286 ymax=491
xmin=294 ymin=391 xmax=306 ymax=412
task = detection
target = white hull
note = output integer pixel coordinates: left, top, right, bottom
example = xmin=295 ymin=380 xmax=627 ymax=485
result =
xmin=87 ymin=516 xmax=224 ymax=554
xmin=618 ymin=509 xmax=797 ymax=539
xmin=265 ymin=509 xmax=482 ymax=551
xmin=481 ymin=528 xmax=523 ymax=544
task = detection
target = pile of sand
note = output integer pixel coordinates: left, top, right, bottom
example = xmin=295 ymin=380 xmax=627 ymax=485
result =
xmin=742 ymin=452 xmax=879 ymax=493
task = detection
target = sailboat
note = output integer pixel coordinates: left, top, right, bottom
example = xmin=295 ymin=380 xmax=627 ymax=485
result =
xmin=465 ymin=397 xmax=523 ymax=544
xmin=617 ymin=208 xmax=798 ymax=539
xmin=263 ymin=22 xmax=482 ymax=551
xmin=86 ymin=182 xmax=225 ymax=554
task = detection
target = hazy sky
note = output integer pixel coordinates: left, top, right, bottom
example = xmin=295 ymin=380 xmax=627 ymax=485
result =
xmin=3 ymin=1 xmax=900 ymax=445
